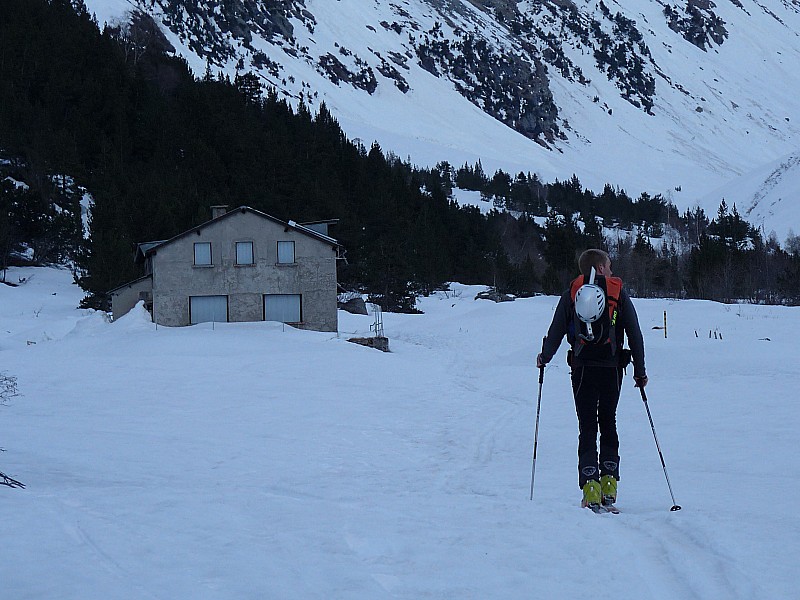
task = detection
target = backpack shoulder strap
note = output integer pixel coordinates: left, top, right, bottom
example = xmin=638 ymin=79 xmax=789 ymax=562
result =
xmin=605 ymin=276 xmax=622 ymax=300
xmin=606 ymin=276 xmax=623 ymax=325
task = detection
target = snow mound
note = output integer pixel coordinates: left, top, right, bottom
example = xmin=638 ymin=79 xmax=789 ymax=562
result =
xmin=111 ymin=300 xmax=154 ymax=331
xmin=63 ymin=310 xmax=112 ymax=339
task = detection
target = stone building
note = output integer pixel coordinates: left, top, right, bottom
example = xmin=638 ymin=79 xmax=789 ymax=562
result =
xmin=109 ymin=206 xmax=341 ymax=332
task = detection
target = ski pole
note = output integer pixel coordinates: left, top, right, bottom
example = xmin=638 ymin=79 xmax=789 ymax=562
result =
xmin=639 ymin=387 xmax=681 ymax=511
xmin=530 ymin=338 xmax=546 ymax=500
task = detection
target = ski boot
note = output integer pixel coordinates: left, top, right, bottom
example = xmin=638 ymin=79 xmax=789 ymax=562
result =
xmin=581 ymin=479 xmax=603 ymax=512
xmin=601 ymin=474 xmax=618 ymax=508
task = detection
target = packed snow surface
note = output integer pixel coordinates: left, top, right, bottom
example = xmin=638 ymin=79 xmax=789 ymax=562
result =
xmin=1 ymin=267 xmax=798 ymax=598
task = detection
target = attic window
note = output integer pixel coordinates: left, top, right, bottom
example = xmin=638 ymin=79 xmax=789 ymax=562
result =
xmin=194 ymin=242 xmax=212 ymax=266
xmin=236 ymin=241 xmax=254 ymax=265
xmin=277 ymin=241 xmax=295 ymax=264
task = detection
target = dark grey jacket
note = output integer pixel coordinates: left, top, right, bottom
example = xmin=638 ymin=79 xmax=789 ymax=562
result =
xmin=540 ymin=285 xmax=646 ymax=377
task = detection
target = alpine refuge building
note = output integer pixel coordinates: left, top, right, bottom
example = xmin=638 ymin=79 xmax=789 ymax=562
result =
xmin=109 ymin=206 xmax=341 ymax=332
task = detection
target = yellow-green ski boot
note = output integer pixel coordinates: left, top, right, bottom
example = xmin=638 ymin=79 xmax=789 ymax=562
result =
xmin=601 ymin=475 xmax=619 ymax=513
xmin=581 ymin=480 xmax=603 ymax=511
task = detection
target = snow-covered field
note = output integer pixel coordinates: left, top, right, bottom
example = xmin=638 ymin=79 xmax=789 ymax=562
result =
xmin=1 ymin=267 xmax=798 ymax=599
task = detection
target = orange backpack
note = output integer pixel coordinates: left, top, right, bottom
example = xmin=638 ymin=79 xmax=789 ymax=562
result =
xmin=569 ymin=275 xmax=623 ymax=356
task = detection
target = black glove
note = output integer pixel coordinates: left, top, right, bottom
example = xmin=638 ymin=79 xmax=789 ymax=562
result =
xmin=634 ymin=375 xmax=648 ymax=388
xmin=536 ymin=353 xmax=547 ymax=369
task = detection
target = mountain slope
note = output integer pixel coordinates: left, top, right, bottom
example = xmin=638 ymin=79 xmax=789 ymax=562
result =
xmin=82 ymin=1 xmax=800 ymax=227
xmin=699 ymin=150 xmax=800 ymax=241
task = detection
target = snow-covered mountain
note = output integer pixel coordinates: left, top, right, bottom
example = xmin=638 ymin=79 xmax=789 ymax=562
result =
xmin=83 ymin=0 xmax=800 ymax=239
xmin=699 ymin=150 xmax=800 ymax=242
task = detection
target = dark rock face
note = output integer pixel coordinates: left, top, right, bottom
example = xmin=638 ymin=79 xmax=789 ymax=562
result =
xmin=414 ymin=0 xmax=660 ymax=132
xmin=415 ymin=24 xmax=560 ymax=143
xmin=475 ymin=289 xmax=515 ymax=302
xmin=108 ymin=0 xmax=713 ymax=144
xmin=153 ymin=0 xmax=312 ymax=66
xmin=318 ymin=53 xmax=378 ymax=94
xmin=663 ymin=0 xmax=729 ymax=51
xmin=348 ymin=336 xmax=390 ymax=352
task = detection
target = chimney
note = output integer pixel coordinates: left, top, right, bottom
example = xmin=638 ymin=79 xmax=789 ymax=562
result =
xmin=210 ymin=205 xmax=228 ymax=220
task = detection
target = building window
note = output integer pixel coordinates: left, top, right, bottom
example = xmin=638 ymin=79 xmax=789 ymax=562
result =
xmin=236 ymin=241 xmax=254 ymax=265
xmin=194 ymin=242 xmax=212 ymax=266
xmin=264 ymin=294 xmax=301 ymax=323
xmin=189 ymin=295 xmax=228 ymax=324
xmin=277 ymin=241 xmax=295 ymax=264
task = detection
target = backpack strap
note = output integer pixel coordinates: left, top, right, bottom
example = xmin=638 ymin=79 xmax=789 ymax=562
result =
xmin=605 ymin=276 xmax=622 ymax=327
xmin=569 ymin=275 xmax=585 ymax=302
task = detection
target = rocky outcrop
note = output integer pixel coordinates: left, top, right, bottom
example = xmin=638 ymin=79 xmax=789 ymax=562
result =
xmin=152 ymin=0 xmax=312 ymax=66
xmin=414 ymin=24 xmax=560 ymax=142
xmin=100 ymin=0 xmax=686 ymax=144
xmin=663 ymin=0 xmax=728 ymax=51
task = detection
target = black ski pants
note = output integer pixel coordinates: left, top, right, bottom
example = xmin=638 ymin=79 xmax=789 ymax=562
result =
xmin=571 ymin=365 xmax=623 ymax=487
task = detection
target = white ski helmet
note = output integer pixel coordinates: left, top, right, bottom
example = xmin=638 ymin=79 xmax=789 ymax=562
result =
xmin=575 ymin=283 xmax=606 ymax=323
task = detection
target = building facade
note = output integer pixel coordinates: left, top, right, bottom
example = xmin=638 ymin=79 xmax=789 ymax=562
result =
xmin=109 ymin=206 xmax=341 ymax=332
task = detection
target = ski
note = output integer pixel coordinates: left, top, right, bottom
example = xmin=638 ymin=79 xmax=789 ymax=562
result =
xmin=583 ymin=503 xmax=619 ymax=514
xmin=0 ymin=471 xmax=25 ymax=489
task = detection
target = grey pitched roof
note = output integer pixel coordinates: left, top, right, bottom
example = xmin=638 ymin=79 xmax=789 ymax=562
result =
xmin=135 ymin=241 xmax=166 ymax=262
xmin=140 ymin=206 xmax=340 ymax=258
xmin=107 ymin=273 xmax=152 ymax=295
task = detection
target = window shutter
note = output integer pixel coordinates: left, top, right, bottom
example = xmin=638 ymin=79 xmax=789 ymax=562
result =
xmin=277 ymin=241 xmax=295 ymax=264
xmin=190 ymin=295 xmax=228 ymax=324
xmin=194 ymin=242 xmax=212 ymax=265
xmin=264 ymin=294 xmax=301 ymax=323
xmin=236 ymin=241 xmax=254 ymax=265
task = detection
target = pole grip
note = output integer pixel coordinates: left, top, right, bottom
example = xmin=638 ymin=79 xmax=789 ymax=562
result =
xmin=538 ymin=337 xmax=546 ymax=384
xmin=530 ymin=338 xmax=547 ymax=500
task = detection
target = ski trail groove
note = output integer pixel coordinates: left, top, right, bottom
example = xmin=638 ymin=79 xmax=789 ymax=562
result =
xmin=620 ymin=514 xmax=756 ymax=599
xmin=37 ymin=496 xmax=166 ymax=600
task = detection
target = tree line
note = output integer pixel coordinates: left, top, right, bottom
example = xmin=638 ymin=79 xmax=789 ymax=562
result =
xmin=447 ymin=163 xmax=800 ymax=303
xmin=1 ymin=0 xmax=798 ymax=309
xmin=1 ymin=0 xmax=516 ymax=310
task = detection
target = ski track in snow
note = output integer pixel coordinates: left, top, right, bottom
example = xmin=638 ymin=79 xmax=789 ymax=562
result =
xmin=1 ymin=268 xmax=798 ymax=598
xmin=620 ymin=515 xmax=749 ymax=599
